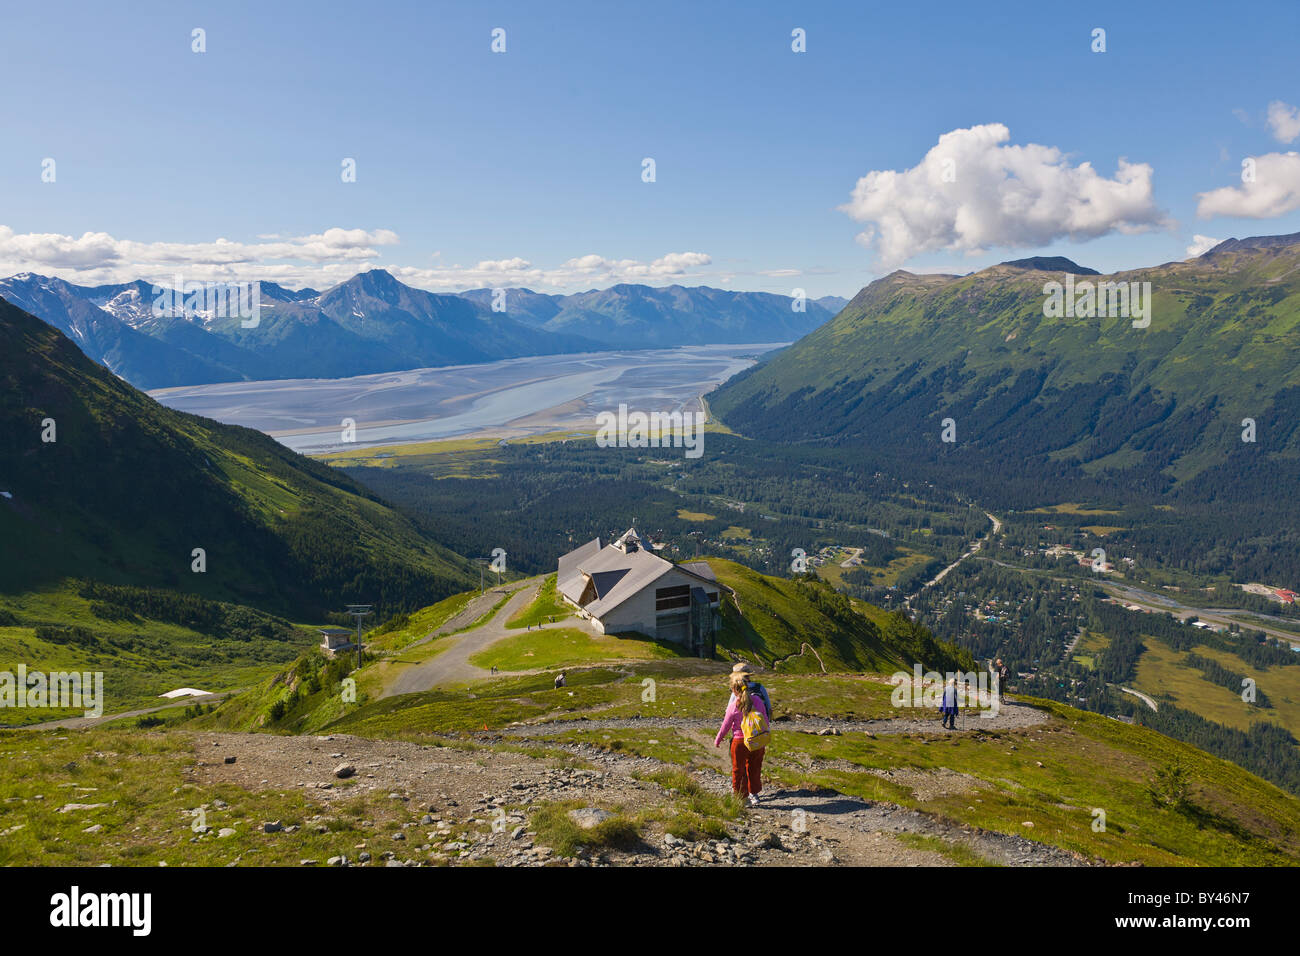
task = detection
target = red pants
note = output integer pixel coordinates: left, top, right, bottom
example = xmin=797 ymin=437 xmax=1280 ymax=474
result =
xmin=730 ymin=737 xmax=764 ymax=796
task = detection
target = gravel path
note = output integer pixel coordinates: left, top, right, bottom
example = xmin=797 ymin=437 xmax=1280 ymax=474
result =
xmin=501 ymin=700 xmax=1049 ymax=737
xmin=189 ymin=724 xmax=1087 ymax=867
xmin=383 ymin=583 xmax=601 ymax=696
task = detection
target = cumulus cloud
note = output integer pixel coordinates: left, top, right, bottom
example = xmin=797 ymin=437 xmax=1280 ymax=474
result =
xmin=839 ymin=123 xmax=1167 ymax=267
xmin=1196 ymin=152 xmax=1300 ymax=219
xmin=1267 ymin=101 xmax=1300 ymax=144
xmin=1185 ymin=234 xmax=1223 ymax=258
xmin=0 ymin=225 xmax=715 ymax=292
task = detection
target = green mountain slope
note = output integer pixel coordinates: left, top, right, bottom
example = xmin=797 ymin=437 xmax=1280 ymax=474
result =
xmin=711 ymin=236 xmax=1300 ymax=494
xmin=708 ymin=558 xmax=971 ymax=673
xmin=0 ymin=297 xmax=474 ymax=616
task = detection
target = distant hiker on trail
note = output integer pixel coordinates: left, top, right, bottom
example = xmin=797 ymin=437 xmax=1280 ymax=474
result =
xmin=554 ymin=672 xmax=566 ymax=689
xmin=940 ymin=677 xmax=959 ymax=730
xmin=731 ymin=662 xmax=773 ymax=719
xmin=991 ymin=658 xmax=1010 ymax=701
xmin=715 ymin=673 xmax=770 ymax=807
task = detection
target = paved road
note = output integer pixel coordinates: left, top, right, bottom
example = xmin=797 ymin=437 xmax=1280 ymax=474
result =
xmin=981 ymin=560 xmax=1300 ymax=650
xmin=906 ymin=511 xmax=1003 ymax=604
xmin=1119 ymin=686 xmax=1158 ymax=712
xmin=1102 ymin=581 xmax=1300 ymax=649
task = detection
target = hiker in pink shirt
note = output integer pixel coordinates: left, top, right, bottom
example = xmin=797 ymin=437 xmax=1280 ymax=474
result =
xmin=715 ymin=673 xmax=768 ymax=806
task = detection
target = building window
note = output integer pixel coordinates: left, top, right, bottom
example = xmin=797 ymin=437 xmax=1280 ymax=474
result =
xmin=655 ymin=584 xmax=691 ymax=612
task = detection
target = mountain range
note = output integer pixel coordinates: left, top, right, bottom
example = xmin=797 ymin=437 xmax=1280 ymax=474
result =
xmin=0 ymin=272 xmax=843 ymax=390
xmin=459 ymin=284 xmax=846 ymax=347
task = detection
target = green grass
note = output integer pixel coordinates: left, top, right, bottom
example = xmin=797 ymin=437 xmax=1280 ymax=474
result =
xmin=528 ymin=800 xmax=643 ymax=857
xmin=0 ymin=730 xmax=442 ymax=866
xmin=505 ymin=575 xmax=572 ymax=629
xmin=639 ymin=768 xmax=743 ymax=840
xmin=709 ymin=558 xmax=971 ymax=674
xmin=1133 ymin=639 xmax=1300 ymax=735
xmin=326 ymin=669 xmax=629 ymax=739
xmin=469 ymin=628 xmax=684 ymax=671
xmin=895 ymin=831 xmax=997 ymax=866
xmin=367 ymin=591 xmax=475 ymax=651
xmin=0 ymin=584 xmax=316 ymax=725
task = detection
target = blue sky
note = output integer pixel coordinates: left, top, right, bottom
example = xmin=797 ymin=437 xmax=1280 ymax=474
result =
xmin=2 ymin=0 xmax=1299 ymax=296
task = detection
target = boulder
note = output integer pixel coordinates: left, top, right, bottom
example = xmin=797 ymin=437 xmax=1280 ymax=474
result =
xmin=567 ymin=807 xmax=613 ymax=830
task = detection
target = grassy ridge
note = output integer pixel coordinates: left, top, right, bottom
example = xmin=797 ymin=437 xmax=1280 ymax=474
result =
xmin=708 ymin=558 xmax=972 ymax=673
xmin=0 ymin=297 xmax=475 ymax=617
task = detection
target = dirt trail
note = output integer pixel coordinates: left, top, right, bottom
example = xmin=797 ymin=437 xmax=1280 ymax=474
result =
xmin=396 ymin=584 xmax=526 ymax=654
xmin=189 ymin=717 xmax=1085 ymax=867
xmin=503 ymin=699 xmax=1049 ymax=737
xmin=383 ymin=583 xmax=598 ymax=696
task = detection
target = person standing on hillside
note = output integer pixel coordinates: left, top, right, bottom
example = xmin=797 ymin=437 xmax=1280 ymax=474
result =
xmin=715 ymin=673 xmax=770 ymax=807
xmin=940 ymin=677 xmax=959 ymax=730
xmin=991 ymin=658 xmax=1010 ymax=701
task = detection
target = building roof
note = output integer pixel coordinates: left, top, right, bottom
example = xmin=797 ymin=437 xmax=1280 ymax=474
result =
xmin=678 ymin=561 xmax=717 ymax=583
xmin=557 ymin=529 xmax=718 ymax=619
xmin=558 ymin=536 xmax=602 ymax=591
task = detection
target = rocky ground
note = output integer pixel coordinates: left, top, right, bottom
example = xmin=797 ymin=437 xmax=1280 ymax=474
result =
xmin=191 ymin=723 xmax=1089 ymax=867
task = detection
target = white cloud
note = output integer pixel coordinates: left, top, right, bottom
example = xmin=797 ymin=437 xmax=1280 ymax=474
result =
xmin=0 ymin=226 xmax=400 ymax=287
xmin=839 ymin=123 xmax=1167 ymax=268
xmin=1185 ymin=234 xmax=1223 ymax=258
xmin=1267 ymin=101 xmax=1300 ymax=144
xmin=1196 ymin=152 xmax=1300 ymax=219
xmin=0 ymin=225 xmax=716 ymax=292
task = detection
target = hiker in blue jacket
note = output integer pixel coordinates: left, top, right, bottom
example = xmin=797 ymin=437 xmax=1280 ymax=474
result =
xmin=940 ymin=677 xmax=959 ymax=730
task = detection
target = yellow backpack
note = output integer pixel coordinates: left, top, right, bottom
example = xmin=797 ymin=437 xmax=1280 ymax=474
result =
xmin=741 ymin=707 xmax=770 ymax=751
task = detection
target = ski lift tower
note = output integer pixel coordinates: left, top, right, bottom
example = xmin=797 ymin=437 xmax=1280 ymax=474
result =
xmin=345 ymin=604 xmax=372 ymax=671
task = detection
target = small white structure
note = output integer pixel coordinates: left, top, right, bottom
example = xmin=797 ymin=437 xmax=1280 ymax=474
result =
xmin=158 ymin=688 xmax=210 ymax=699
xmin=556 ymin=529 xmax=721 ymax=655
xmin=319 ymin=627 xmax=356 ymax=656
